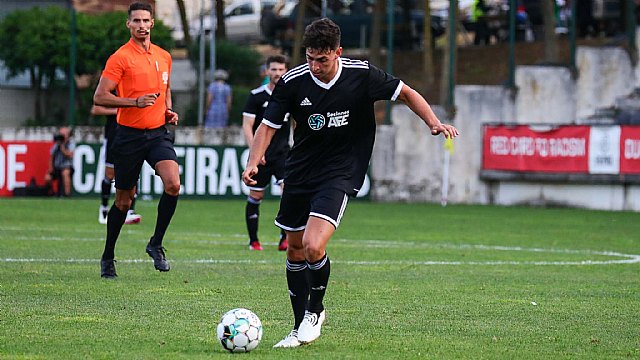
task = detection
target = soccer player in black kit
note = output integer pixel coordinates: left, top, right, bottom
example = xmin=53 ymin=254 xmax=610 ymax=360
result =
xmin=242 ymin=18 xmax=459 ymax=347
xmin=242 ymin=55 xmax=290 ymax=251
xmin=92 ymin=104 xmax=141 ymax=226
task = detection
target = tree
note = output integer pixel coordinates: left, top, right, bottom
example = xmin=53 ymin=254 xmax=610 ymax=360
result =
xmin=175 ymin=0 xmax=193 ymax=49
xmin=369 ymin=0 xmax=384 ymax=67
xmin=422 ymin=0 xmax=435 ymax=87
xmin=291 ymin=0 xmax=308 ymax=66
xmin=0 ymin=7 xmax=71 ymax=123
xmin=0 ymin=7 xmax=174 ymax=125
xmin=216 ymin=0 xmax=226 ymax=39
xmin=540 ymin=0 xmax=559 ymax=63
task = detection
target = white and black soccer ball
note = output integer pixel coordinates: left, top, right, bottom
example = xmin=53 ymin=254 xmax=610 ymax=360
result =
xmin=216 ymin=308 xmax=263 ymax=353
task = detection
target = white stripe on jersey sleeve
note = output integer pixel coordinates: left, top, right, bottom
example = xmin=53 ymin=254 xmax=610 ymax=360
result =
xmin=282 ymin=63 xmax=309 ymax=83
xmin=242 ymin=112 xmax=256 ymax=118
xmin=261 ymin=118 xmax=283 ymax=129
xmin=341 ymin=58 xmax=369 ymax=69
xmin=391 ymin=81 xmax=405 ymax=101
xmin=250 ymin=85 xmax=266 ymax=95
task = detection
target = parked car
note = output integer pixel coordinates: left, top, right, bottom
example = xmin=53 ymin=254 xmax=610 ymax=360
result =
xmin=184 ymin=0 xmax=294 ymax=44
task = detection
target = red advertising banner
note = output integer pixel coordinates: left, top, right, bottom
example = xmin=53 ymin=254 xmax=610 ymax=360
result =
xmin=620 ymin=126 xmax=640 ymax=174
xmin=483 ymin=125 xmax=590 ymax=173
xmin=0 ymin=141 xmax=52 ymax=196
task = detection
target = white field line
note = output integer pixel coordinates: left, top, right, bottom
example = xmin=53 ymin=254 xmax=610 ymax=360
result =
xmin=2 ymin=258 xmax=639 ymax=266
xmin=2 ymin=230 xmax=639 ymax=266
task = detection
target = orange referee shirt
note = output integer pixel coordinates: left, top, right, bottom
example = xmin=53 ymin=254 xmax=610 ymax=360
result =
xmin=102 ymin=39 xmax=172 ymax=129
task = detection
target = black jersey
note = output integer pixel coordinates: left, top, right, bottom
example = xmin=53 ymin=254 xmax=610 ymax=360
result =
xmin=104 ymin=115 xmax=118 ymax=141
xmin=243 ymin=84 xmax=291 ymax=161
xmin=262 ymin=58 xmax=403 ymax=195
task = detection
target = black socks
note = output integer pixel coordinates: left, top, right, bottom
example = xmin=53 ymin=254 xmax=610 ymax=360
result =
xmin=101 ymin=205 xmax=127 ymax=260
xmin=100 ymin=177 xmax=111 ymax=207
xmin=286 ymin=259 xmax=309 ymax=329
xmin=149 ymin=192 xmax=178 ymax=247
xmin=245 ymin=197 xmax=260 ymax=244
xmin=307 ymin=254 xmax=330 ymax=314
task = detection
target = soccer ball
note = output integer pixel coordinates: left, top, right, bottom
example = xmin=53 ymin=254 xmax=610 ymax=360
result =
xmin=216 ymin=308 xmax=263 ymax=353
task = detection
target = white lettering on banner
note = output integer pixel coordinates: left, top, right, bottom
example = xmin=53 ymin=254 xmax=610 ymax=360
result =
xmin=196 ymin=147 xmax=218 ymax=195
xmin=8 ymin=144 xmax=27 ymax=190
xmin=71 ymin=144 xmax=370 ymax=197
xmin=490 ymin=136 xmax=509 ymax=155
xmin=490 ymin=136 xmax=586 ymax=158
xmin=184 ymin=147 xmax=196 ymax=194
xmin=549 ymin=138 xmax=586 ymax=157
xmin=93 ymin=143 xmax=108 ymax=193
xmin=535 ymin=138 xmax=549 ymax=157
xmin=624 ymin=139 xmax=640 ymax=159
xmin=73 ymin=145 xmax=95 ymax=193
xmin=509 ymin=136 xmax=535 ymax=156
xmin=219 ymin=148 xmax=242 ymax=195
xmin=0 ymin=146 xmax=5 ymax=189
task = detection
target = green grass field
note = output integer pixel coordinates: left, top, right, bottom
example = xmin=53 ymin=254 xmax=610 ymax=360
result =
xmin=1 ymin=198 xmax=639 ymax=359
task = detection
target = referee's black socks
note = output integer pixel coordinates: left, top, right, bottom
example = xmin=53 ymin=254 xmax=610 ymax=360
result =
xmin=102 ymin=205 xmax=127 ymax=260
xmin=150 ymin=192 xmax=178 ymax=247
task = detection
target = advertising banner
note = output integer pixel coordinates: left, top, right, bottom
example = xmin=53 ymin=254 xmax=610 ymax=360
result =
xmin=0 ymin=141 xmax=52 ymax=196
xmin=620 ymin=126 xmax=640 ymax=174
xmin=1 ymin=142 xmax=371 ymax=198
xmin=483 ymin=125 xmax=590 ymax=173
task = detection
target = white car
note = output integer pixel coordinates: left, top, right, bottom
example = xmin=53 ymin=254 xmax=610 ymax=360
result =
xmin=186 ymin=0 xmax=292 ymax=44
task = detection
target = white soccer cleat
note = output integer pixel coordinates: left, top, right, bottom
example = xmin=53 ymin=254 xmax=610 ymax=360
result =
xmin=272 ymin=329 xmax=301 ymax=348
xmin=98 ymin=205 xmax=108 ymax=225
xmin=125 ymin=210 xmax=141 ymax=225
xmin=297 ymin=310 xmax=326 ymax=344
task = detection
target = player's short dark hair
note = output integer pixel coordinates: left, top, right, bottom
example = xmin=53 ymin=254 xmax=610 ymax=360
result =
xmin=303 ymin=18 xmax=341 ymax=51
xmin=129 ymin=2 xmax=153 ymax=17
xmin=265 ymin=55 xmax=288 ymax=68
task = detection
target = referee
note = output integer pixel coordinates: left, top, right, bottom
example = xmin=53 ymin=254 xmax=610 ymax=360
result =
xmin=242 ymin=18 xmax=459 ymax=347
xmin=93 ymin=2 xmax=180 ymax=278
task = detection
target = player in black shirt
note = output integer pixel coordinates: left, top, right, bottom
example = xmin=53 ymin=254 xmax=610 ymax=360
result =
xmin=242 ymin=55 xmax=291 ymax=251
xmin=242 ymin=18 xmax=459 ymax=347
xmin=92 ymin=104 xmax=142 ymax=226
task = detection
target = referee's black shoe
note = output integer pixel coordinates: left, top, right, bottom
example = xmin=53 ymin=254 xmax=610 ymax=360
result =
xmin=101 ymin=259 xmax=117 ymax=279
xmin=146 ymin=242 xmax=170 ymax=272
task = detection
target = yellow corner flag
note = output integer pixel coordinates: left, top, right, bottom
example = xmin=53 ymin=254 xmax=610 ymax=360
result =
xmin=444 ymin=137 xmax=454 ymax=154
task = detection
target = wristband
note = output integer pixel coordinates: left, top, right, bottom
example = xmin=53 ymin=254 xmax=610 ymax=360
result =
xmin=166 ymin=108 xmax=173 ymax=112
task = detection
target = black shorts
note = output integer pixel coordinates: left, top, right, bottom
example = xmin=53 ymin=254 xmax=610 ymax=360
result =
xmin=103 ymin=117 xmax=118 ymax=168
xmin=275 ymin=187 xmax=350 ymax=231
xmin=112 ymin=125 xmax=177 ymax=190
xmin=248 ymin=156 xmax=286 ymax=191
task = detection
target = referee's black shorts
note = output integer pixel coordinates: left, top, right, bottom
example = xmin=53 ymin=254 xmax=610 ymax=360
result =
xmin=112 ymin=125 xmax=177 ymax=190
xmin=275 ymin=187 xmax=350 ymax=231
xmin=247 ymin=156 xmax=286 ymax=192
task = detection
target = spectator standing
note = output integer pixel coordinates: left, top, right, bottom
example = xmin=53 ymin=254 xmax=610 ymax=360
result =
xmin=93 ymin=1 xmax=180 ymax=278
xmin=205 ymin=69 xmax=232 ymax=128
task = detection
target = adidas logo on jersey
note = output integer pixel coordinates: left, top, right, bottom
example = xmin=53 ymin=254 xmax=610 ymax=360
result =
xmin=300 ymin=97 xmax=312 ymax=106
